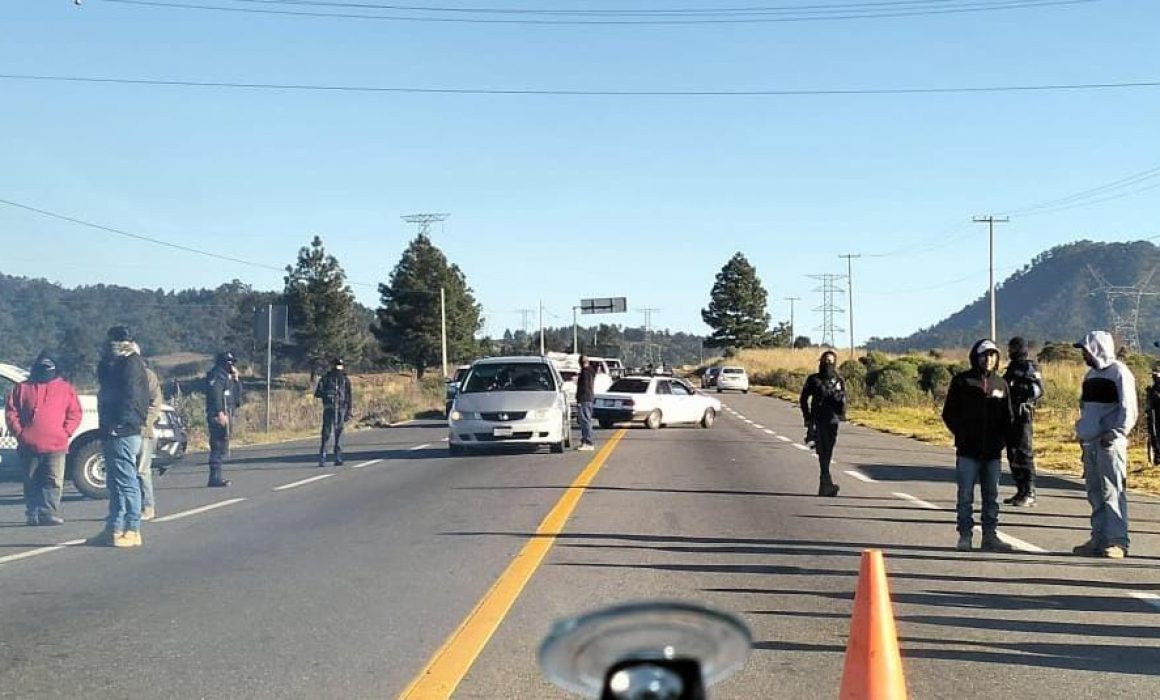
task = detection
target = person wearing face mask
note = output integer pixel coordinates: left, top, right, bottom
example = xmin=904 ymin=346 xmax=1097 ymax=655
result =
xmin=1145 ymin=364 xmax=1160 ymax=466
xmin=1002 ymin=337 xmax=1044 ymax=507
xmin=942 ymin=339 xmax=1016 ymax=553
xmin=799 ymin=349 xmax=847 ymax=497
xmin=314 ymin=357 xmax=353 ymax=467
xmin=1072 ymin=331 xmax=1138 ymax=559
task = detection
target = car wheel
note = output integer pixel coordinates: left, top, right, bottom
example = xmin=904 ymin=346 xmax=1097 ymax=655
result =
xmin=716 ymin=388 xmax=722 ymax=394
xmin=645 ymin=410 xmax=662 ymax=430
xmin=700 ymin=408 xmax=717 ymax=429
xmin=69 ymin=438 xmax=109 ymax=500
xmin=598 ymin=419 xmax=614 ymax=429
xmin=743 ymin=389 xmax=749 ymax=394
xmin=563 ymin=420 xmax=573 ymax=449
xmin=551 ymin=440 xmax=565 ymax=454
xmin=449 ymin=443 xmax=465 ymax=456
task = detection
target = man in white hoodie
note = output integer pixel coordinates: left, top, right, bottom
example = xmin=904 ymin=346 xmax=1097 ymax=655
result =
xmin=1073 ymin=331 xmax=1137 ymax=559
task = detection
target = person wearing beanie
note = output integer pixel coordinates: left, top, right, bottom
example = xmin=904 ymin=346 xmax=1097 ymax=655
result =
xmin=799 ymin=349 xmax=847 ymax=497
xmin=314 ymin=357 xmax=353 ymax=467
xmin=4 ymin=353 xmax=82 ymax=526
xmin=88 ymin=326 xmax=150 ymax=548
xmin=1002 ymin=337 xmax=1044 ymax=507
xmin=204 ymin=351 xmax=240 ymax=487
xmin=942 ymin=339 xmax=1016 ymax=553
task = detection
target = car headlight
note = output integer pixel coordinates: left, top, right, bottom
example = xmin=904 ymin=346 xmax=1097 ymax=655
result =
xmin=450 ymin=410 xmax=481 ymax=421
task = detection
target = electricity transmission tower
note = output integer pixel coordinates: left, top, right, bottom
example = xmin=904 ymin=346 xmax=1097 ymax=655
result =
xmin=401 ymin=213 xmax=450 ymax=237
xmin=1085 ymin=265 xmax=1159 ymax=351
xmin=808 ymin=274 xmax=846 ymax=348
xmin=637 ymin=307 xmax=661 ymax=363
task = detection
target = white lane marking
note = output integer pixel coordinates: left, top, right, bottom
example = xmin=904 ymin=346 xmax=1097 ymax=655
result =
xmin=763 ymin=429 xmax=776 ymax=435
xmin=844 ymin=469 xmax=877 ymax=483
xmin=351 ymin=459 xmax=384 ymax=469
xmin=776 ymin=435 xmax=793 ymax=443
xmin=970 ymin=526 xmax=1049 ymax=554
xmin=793 ymin=444 xmax=810 ymax=451
xmin=1129 ymin=592 xmax=1160 ymax=612
xmin=389 ymin=419 xmax=415 ymax=427
xmin=0 ymin=542 xmax=82 ymax=565
xmin=893 ymin=491 xmax=938 ymax=509
xmin=753 ymin=423 xmax=765 ymax=430
xmin=409 ymin=444 xmax=431 ymax=451
xmin=152 ymin=498 xmax=247 ymax=523
xmin=743 ymin=419 xmax=754 ymax=424
xmin=274 ymin=474 xmax=334 ymax=491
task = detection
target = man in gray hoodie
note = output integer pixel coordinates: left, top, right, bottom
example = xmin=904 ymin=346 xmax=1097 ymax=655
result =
xmin=1073 ymin=330 xmax=1138 ymax=559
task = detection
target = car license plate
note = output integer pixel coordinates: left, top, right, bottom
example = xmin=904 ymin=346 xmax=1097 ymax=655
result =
xmin=493 ymin=426 xmax=514 ymax=437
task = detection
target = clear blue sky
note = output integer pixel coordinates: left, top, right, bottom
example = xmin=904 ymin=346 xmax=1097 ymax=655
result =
xmin=1 ymin=0 xmax=1158 ymax=344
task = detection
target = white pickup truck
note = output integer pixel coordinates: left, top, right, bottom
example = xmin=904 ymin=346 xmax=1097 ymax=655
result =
xmin=0 ymin=363 xmax=188 ymax=499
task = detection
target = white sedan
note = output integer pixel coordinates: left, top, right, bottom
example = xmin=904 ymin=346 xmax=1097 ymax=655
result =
xmin=593 ymin=375 xmax=721 ymax=430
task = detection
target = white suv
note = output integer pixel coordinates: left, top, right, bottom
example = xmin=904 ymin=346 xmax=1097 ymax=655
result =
xmin=716 ymin=366 xmax=750 ymax=394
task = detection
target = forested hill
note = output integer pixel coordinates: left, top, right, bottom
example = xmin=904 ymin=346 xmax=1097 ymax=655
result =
xmin=0 ymin=274 xmax=283 ymax=376
xmin=867 ymin=240 xmax=1160 ymax=351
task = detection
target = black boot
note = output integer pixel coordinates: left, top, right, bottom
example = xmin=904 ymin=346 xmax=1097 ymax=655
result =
xmin=207 ymin=467 xmax=231 ymax=488
xmin=334 ymin=448 xmax=344 ymax=467
xmin=318 ymin=451 xmax=327 ymax=469
xmin=818 ymin=475 xmax=840 ymax=497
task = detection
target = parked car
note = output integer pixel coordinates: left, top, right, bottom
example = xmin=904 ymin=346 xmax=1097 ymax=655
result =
xmin=716 ymin=366 xmax=750 ymax=394
xmin=701 ymin=366 xmax=722 ymax=389
xmin=0 ymin=362 xmax=188 ymax=499
xmin=594 ymin=375 xmax=721 ymax=430
xmin=447 ymin=356 xmax=572 ymax=454
xmin=445 ymin=364 xmax=473 ymax=417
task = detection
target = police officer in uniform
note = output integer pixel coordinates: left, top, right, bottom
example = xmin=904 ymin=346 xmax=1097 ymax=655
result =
xmin=205 ymin=352 xmax=240 ymax=488
xmin=1002 ymin=337 xmax=1044 ymax=506
xmin=800 ymin=349 xmax=847 ymax=497
xmin=314 ymin=357 xmax=353 ymax=467
xmin=1145 ymin=365 xmax=1160 ymax=465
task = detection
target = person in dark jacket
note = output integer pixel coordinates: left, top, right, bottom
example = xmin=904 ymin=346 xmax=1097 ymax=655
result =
xmin=942 ymin=339 xmax=1016 ymax=553
xmin=205 ymin=351 xmax=240 ymax=488
xmin=87 ymin=326 xmax=150 ymax=547
xmin=1002 ymin=337 xmax=1044 ymax=506
xmin=1145 ymin=365 xmax=1160 ymax=466
xmin=575 ymin=355 xmax=597 ymax=451
xmin=314 ymin=357 xmax=353 ymax=467
xmin=4 ymin=353 xmax=82 ymax=526
xmin=799 ymin=349 xmax=846 ymax=497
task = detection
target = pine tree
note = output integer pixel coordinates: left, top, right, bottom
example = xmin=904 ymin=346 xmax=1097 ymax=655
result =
xmin=373 ymin=234 xmax=481 ymax=377
xmin=283 ymin=236 xmax=367 ymax=376
xmin=701 ymin=253 xmax=773 ymax=349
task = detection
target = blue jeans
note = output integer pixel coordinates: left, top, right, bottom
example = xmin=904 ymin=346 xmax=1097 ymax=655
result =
xmin=1082 ymin=439 xmax=1130 ymax=549
xmin=578 ymin=402 xmax=594 ymax=445
xmin=103 ymin=434 xmax=143 ymax=533
xmin=956 ymin=455 xmax=1000 ymax=537
xmin=137 ymin=436 xmax=156 ymax=510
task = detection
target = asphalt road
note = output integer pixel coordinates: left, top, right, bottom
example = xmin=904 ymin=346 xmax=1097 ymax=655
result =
xmin=1 ymin=394 xmax=1158 ymax=699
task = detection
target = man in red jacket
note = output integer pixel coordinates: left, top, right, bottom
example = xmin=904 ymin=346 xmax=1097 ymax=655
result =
xmin=4 ymin=354 xmax=83 ymax=526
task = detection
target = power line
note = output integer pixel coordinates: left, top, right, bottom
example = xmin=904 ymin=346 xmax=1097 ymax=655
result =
xmin=0 ymin=196 xmax=381 ymax=288
xmin=96 ymin=0 xmax=1101 ymax=25
xmin=996 ymin=163 xmax=1160 ymax=217
xmin=5 ymin=72 xmax=1159 ymax=98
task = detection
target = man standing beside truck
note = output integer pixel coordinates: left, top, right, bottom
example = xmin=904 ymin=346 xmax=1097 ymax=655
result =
xmin=4 ymin=354 xmax=82 ymax=526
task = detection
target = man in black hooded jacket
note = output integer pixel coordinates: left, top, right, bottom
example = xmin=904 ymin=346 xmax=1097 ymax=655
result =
xmin=800 ymin=349 xmax=846 ymax=497
xmin=1003 ymin=336 xmax=1044 ymax=506
xmin=942 ymin=339 xmax=1016 ymax=552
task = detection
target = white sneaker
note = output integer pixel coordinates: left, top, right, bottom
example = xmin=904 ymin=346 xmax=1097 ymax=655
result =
xmin=577 ymin=443 xmax=595 ymax=452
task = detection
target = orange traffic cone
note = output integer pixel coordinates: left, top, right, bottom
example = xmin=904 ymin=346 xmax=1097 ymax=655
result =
xmin=839 ymin=549 xmax=907 ymax=699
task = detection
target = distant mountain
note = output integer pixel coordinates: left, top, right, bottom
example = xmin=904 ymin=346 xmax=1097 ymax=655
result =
xmin=866 ymin=240 xmax=1160 ymax=351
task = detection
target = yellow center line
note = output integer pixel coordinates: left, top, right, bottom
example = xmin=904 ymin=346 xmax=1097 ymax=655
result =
xmin=398 ymin=428 xmax=628 ymax=699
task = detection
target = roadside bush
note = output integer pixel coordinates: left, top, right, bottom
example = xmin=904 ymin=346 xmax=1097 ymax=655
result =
xmin=918 ymin=362 xmax=953 ymax=400
xmin=860 ymin=351 xmax=892 ymax=373
xmin=838 ymin=360 xmax=867 ymax=403
xmin=869 ymin=362 xmax=923 ymax=403
xmin=1038 ymin=342 xmax=1084 ymax=364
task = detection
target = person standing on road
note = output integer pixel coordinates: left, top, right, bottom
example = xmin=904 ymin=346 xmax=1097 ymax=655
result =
xmin=1003 ymin=337 xmax=1044 ymax=507
xmin=799 ymin=349 xmax=846 ymax=497
xmin=4 ymin=353 xmax=82 ymax=526
xmin=137 ymin=358 xmax=163 ymax=521
xmin=1072 ymin=331 xmax=1138 ymax=559
xmin=575 ymin=355 xmax=597 ymax=452
xmin=87 ymin=326 xmax=150 ymax=548
xmin=314 ymin=357 xmax=353 ymax=467
xmin=942 ymin=339 xmax=1016 ymax=553
xmin=1145 ymin=365 xmax=1160 ymax=466
xmin=205 ymin=351 xmax=239 ymax=488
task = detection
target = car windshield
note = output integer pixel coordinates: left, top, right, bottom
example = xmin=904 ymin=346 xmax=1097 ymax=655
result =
xmin=608 ymin=378 xmax=651 ymax=394
xmin=462 ymin=362 xmax=557 ymax=393
xmin=722 ymin=368 xmax=745 ymax=374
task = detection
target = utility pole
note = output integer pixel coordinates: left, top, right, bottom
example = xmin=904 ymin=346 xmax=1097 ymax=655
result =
xmin=440 ymin=287 xmax=448 ymax=378
xmin=572 ymin=306 xmax=580 ymax=354
xmin=973 ymin=216 xmax=1008 ymax=341
xmin=539 ymin=300 xmax=545 ymax=355
xmin=784 ymin=296 xmax=800 ymax=347
xmin=838 ymin=254 xmax=861 ymax=359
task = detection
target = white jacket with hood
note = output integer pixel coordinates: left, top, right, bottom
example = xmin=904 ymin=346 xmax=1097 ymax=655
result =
xmin=1075 ymin=330 xmax=1138 ymax=443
